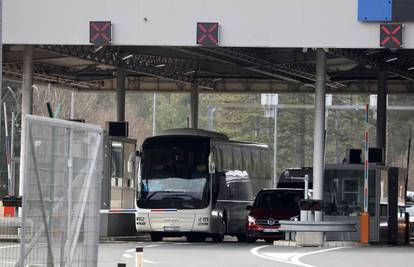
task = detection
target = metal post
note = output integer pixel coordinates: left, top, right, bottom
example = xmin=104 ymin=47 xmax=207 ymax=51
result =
xmin=135 ymin=247 xmax=143 ymax=267
xmin=377 ymin=70 xmax=387 ymax=158
xmin=190 ymin=85 xmax=199 ymax=129
xmin=273 ymin=106 xmax=278 ymax=187
xmin=313 ymin=48 xmax=326 ymax=222
xmin=70 ymin=90 xmax=75 ymax=120
xmin=116 ymin=65 xmax=126 ymax=122
xmin=10 ymin=111 xmax=15 ymax=195
xmin=19 ymin=45 xmax=33 ymax=198
xmin=152 ymin=93 xmax=157 ymax=135
xmin=0 ymin=0 xmax=3 ymax=169
xmin=207 ymin=106 xmax=216 ymax=131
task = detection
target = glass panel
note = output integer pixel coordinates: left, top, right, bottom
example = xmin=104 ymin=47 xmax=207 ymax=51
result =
xmin=138 ymin=144 xmax=210 ymax=209
xmin=111 ymin=142 xmax=123 ymax=178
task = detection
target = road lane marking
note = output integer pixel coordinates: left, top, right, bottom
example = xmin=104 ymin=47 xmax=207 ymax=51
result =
xmin=250 ymin=245 xmax=347 ymax=267
xmin=145 ymin=244 xmax=160 ymax=248
xmin=0 ymin=245 xmax=19 ymax=250
xmin=290 ymin=246 xmax=348 ymax=267
xmin=123 ymin=248 xmax=159 ymax=264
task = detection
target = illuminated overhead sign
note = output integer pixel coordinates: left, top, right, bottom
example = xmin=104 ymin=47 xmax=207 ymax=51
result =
xmin=196 ymin=22 xmax=219 ymax=46
xmin=380 ymin=24 xmax=403 ymax=49
xmin=358 ymin=0 xmax=414 ymax=22
xmin=90 ymin=21 xmax=112 ymax=44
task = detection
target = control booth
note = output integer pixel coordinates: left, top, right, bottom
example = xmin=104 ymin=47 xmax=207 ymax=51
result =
xmin=100 ymin=122 xmax=138 ymax=237
xmin=279 ymin=164 xmax=409 ymax=244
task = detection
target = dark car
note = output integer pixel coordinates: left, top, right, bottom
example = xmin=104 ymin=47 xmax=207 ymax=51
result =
xmin=246 ymin=188 xmax=303 ymax=243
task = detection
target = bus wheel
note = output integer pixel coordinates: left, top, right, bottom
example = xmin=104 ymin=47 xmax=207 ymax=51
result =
xmin=236 ymin=234 xmax=246 ymax=242
xmin=212 ymin=219 xmax=226 ymax=242
xmin=150 ymin=233 xmax=163 ymax=242
xmin=187 ymin=234 xmax=205 ymax=242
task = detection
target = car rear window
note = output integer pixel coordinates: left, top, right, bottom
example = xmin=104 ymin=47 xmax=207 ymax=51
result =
xmin=254 ymin=190 xmax=302 ymax=209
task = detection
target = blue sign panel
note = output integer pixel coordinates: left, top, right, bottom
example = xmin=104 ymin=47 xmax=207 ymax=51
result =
xmin=358 ymin=0 xmax=392 ymax=22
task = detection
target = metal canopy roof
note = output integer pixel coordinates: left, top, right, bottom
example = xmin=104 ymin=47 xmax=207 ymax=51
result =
xmin=4 ymin=45 xmax=414 ymax=94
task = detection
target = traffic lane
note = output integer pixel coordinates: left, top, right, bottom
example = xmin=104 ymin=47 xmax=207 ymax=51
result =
xmin=304 ymin=245 xmax=414 ymax=267
xmin=98 ymin=238 xmax=295 ymax=267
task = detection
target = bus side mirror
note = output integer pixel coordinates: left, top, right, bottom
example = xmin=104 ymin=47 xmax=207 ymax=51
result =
xmin=246 ymin=205 xmax=253 ymax=211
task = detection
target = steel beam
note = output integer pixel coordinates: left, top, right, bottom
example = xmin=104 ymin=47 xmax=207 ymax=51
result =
xmin=19 ymin=45 xmax=33 ymax=198
xmin=377 ymin=70 xmax=387 ymax=156
xmin=36 ymin=45 xmax=214 ymax=89
xmin=116 ymin=65 xmax=126 ymax=122
xmin=313 ymin=49 xmax=326 ymax=222
xmin=190 ymin=85 xmax=199 ymax=129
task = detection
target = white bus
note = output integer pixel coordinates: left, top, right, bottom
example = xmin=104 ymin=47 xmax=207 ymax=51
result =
xmin=135 ymin=128 xmax=271 ymax=242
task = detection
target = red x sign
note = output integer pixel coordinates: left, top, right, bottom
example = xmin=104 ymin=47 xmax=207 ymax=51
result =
xmin=380 ymin=24 xmax=403 ymax=49
xmin=197 ymin=22 xmax=219 ymax=46
xmin=90 ymin=21 xmax=112 ymax=44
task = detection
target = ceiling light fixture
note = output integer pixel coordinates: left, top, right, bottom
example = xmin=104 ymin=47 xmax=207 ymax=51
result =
xmin=122 ymin=54 xmax=133 ymax=60
xmin=93 ymin=46 xmax=104 ymax=53
xmin=408 ymin=67 xmax=414 ymax=71
xmin=184 ymin=70 xmax=196 ymax=75
xmin=154 ymin=64 xmax=166 ymax=68
xmin=385 ymin=57 xmax=398 ymax=63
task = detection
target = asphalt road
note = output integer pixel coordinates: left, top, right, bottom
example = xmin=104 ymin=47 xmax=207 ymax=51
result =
xmin=1 ymin=238 xmax=413 ymax=267
xmin=98 ymin=237 xmax=414 ymax=267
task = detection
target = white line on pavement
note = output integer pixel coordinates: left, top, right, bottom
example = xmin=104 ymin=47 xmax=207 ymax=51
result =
xmin=250 ymin=245 xmax=348 ymax=267
xmin=291 ymin=246 xmax=348 ymax=267
xmin=0 ymin=245 xmax=19 ymax=250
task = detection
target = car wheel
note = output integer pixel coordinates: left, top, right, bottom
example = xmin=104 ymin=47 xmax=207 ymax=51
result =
xmin=150 ymin=233 xmax=163 ymax=242
xmin=246 ymin=236 xmax=256 ymax=243
xmin=264 ymin=238 xmax=274 ymax=244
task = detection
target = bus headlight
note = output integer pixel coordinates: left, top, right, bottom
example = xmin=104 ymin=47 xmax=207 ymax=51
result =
xmin=198 ymin=217 xmax=209 ymax=225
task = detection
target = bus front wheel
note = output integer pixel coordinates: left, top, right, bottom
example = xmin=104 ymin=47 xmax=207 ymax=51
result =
xmin=150 ymin=233 xmax=163 ymax=242
xmin=212 ymin=219 xmax=226 ymax=242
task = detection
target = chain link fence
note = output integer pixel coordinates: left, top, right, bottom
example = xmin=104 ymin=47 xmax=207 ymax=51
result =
xmin=0 ymin=115 xmax=103 ymax=267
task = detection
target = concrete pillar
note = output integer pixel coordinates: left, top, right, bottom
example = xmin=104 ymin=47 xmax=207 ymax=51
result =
xmin=377 ymin=70 xmax=387 ymax=157
xmin=190 ymin=85 xmax=199 ymax=129
xmin=116 ymin=65 xmax=125 ymax=121
xmin=313 ymin=48 xmax=326 ymax=222
xmin=116 ymin=65 xmax=126 ymax=122
xmin=19 ymin=45 xmax=34 ymax=197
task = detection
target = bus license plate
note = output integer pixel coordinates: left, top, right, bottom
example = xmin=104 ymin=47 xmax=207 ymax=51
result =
xmin=263 ymin=228 xmax=279 ymax=233
xmin=164 ymin=226 xmax=180 ymax=231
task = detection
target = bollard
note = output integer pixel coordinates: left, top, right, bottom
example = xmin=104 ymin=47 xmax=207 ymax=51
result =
xmin=405 ymin=212 xmax=410 ymax=245
xmin=118 ymin=263 xmax=126 ymax=267
xmin=135 ymin=247 xmax=143 ymax=267
xmin=360 ymin=212 xmax=370 ymax=244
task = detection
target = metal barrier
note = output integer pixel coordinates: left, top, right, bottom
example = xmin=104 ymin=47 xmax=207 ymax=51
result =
xmin=279 ymin=220 xmax=357 ymax=232
xmin=0 ymin=115 xmax=103 ymax=267
xmin=279 ymin=220 xmax=356 ymax=246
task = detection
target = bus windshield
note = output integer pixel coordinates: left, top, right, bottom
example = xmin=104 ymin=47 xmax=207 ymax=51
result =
xmin=138 ymin=139 xmax=210 ymax=209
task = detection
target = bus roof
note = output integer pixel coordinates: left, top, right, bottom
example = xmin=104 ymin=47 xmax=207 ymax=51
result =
xmin=156 ymin=128 xmax=229 ymax=140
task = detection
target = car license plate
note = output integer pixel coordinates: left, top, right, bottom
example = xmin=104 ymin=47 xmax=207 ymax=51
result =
xmin=263 ymin=228 xmax=279 ymax=233
xmin=164 ymin=226 xmax=180 ymax=231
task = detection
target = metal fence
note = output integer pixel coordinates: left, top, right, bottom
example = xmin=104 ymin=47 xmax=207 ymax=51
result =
xmin=0 ymin=115 xmax=103 ymax=267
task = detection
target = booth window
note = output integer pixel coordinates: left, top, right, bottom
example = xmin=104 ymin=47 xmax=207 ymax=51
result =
xmin=111 ymin=142 xmax=124 ymax=181
xmin=342 ymin=179 xmax=359 ymax=206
